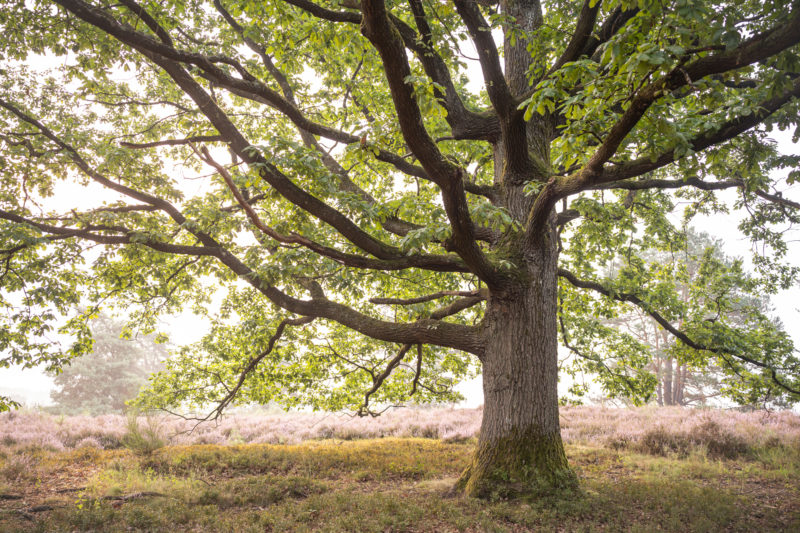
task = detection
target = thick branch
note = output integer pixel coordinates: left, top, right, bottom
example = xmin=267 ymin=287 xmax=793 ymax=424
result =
xmin=212 ymin=0 xmax=431 ymax=240
xmin=574 ymin=6 xmax=800 ymax=188
xmin=2 ymin=207 xmax=485 ymax=355
xmin=279 ymin=0 xmax=361 ymax=23
xmin=360 ymin=0 xmax=501 ymax=285
xmin=453 ymin=0 xmax=513 ymax=117
xmin=198 ymin=146 xmax=467 ymax=272
xmin=370 ymin=289 xmax=482 ymax=305
xmin=593 ymin=176 xmax=741 ymax=192
xmin=549 ymin=0 xmax=602 ymax=73
xmin=599 ymin=76 xmax=800 ymax=185
xmin=403 ymin=0 xmax=500 ymax=141
xmin=580 ymin=6 xmax=639 ymax=60
xmin=280 ymin=0 xmax=500 ymax=141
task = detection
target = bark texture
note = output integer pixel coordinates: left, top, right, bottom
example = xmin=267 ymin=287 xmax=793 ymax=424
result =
xmin=457 ymin=224 xmax=574 ymax=497
xmin=451 ymin=0 xmax=573 ymax=498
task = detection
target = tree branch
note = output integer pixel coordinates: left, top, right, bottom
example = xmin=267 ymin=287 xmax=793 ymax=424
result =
xmin=203 ymin=316 xmax=316 ymax=421
xmin=278 ymin=0 xmax=500 ymax=141
xmin=598 ymin=76 xmax=800 ymax=185
xmin=453 ymin=0 xmax=512 ymax=117
xmin=580 ymin=5 xmax=639 ymax=60
xmin=119 ymin=135 xmax=223 ymax=148
xmin=566 ymin=6 xmax=800 ymax=191
xmin=403 ymin=0 xmax=500 ymax=141
xmin=360 ymin=0 xmax=502 ymax=286
xmin=2 ymin=206 xmax=485 ymax=355
xmin=558 ymin=268 xmax=800 ymax=396
xmin=197 ymin=146 xmax=467 ymax=272
xmin=370 ymin=289 xmax=483 ymax=305
xmin=549 ymin=0 xmax=602 ymax=73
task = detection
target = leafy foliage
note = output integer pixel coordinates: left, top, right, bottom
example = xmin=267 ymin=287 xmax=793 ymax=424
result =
xmin=0 ymin=0 xmax=798 ymax=424
xmin=564 ymin=230 xmax=797 ymax=408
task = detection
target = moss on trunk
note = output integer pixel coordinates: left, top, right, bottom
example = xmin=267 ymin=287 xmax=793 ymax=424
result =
xmin=454 ymin=427 xmax=575 ymax=498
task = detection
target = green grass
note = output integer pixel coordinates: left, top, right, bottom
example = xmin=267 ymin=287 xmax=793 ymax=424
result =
xmin=1 ymin=437 xmax=798 ymax=532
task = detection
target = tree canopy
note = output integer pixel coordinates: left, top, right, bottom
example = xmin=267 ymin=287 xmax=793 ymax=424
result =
xmin=1 ymin=0 xmax=800 ymax=495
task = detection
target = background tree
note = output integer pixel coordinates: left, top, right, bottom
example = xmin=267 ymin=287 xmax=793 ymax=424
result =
xmin=48 ymin=313 xmax=167 ymax=415
xmin=1 ymin=0 xmax=800 ymax=497
xmin=562 ymin=230 xmax=797 ymax=408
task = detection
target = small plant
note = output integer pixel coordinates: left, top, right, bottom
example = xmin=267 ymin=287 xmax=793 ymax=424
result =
xmin=0 ymin=452 xmax=37 ymax=482
xmin=121 ymin=413 xmax=165 ymax=456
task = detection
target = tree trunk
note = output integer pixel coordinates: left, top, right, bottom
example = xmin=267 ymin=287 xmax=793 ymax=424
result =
xmin=674 ymin=364 xmax=685 ymax=406
xmin=451 ymin=0 xmax=570 ymax=498
xmin=456 ymin=228 xmax=574 ymax=498
xmin=663 ymin=357 xmax=674 ymax=406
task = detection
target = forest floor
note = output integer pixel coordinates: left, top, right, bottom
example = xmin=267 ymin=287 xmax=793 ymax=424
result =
xmin=0 ymin=408 xmax=798 ymax=531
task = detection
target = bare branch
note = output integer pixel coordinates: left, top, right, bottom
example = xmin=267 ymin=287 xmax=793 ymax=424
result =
xmin=409 ymin=344 xmax=423 ymax=396
xmin=403 ymin=0 xmax=500 ymax=141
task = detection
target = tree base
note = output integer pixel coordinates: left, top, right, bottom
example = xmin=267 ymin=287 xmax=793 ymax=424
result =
xmin=453 ymin=428 xmax=576 ymax=499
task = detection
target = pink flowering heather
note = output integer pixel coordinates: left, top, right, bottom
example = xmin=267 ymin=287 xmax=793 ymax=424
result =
xmin=1 ymin=406 xmax=798 ymax=454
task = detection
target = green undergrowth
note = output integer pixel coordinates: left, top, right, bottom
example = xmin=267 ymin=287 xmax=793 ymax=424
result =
xmin=139 ymin=438 xmax=471 ymax=481
xmin=0 ymin=437 xmax=797 ymax=532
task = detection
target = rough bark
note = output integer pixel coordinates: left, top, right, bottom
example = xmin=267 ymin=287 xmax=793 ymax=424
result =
xmin=456 ymin=221 xmax=574 ymax=497
xmin=448 ymin=0 xmax=575 ymax=498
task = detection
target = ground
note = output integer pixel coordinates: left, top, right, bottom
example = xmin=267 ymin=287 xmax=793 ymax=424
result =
xmin=0 ymin=416 xmax=798 ymax=532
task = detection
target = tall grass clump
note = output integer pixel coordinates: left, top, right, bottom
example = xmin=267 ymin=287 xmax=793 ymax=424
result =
xmin=121 ymin=413 xmax=165 ymax=456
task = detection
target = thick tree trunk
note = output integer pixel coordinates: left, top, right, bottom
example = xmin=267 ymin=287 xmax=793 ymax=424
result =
xmin=452 ymin=0 xmax=568 ymax=498
xmin=456 ymin=229 xmax=574 ymax=497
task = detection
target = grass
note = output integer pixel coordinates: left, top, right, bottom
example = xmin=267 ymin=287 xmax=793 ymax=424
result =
xmin=0 ymin=428 xmax=797 ymax=532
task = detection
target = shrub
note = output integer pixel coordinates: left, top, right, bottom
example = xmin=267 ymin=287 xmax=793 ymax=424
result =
xmin=637 ymin=426 xmax=692 ymax=457
xmin=0 ymin=453 xmax=37 ymax=482
xmin=688 ymin=420 xmax=748 ymax=459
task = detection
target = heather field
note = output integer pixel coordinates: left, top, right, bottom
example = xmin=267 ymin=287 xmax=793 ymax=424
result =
xmin=1 ymin=406 xmax=799 ymax=531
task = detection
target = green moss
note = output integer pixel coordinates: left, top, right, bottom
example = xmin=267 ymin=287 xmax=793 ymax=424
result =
xmin=456 ymin=428 xmax=576 ymax=499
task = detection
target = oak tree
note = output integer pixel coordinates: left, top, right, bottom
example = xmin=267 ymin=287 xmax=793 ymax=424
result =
xmin=1 ymin=0 xmax=800 ymax=496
